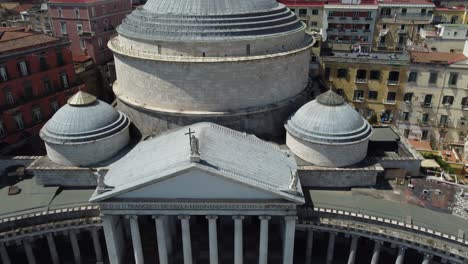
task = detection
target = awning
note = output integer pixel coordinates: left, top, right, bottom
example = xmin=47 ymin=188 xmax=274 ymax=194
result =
xmin=421 ymin=159 xmax=441 ymax=168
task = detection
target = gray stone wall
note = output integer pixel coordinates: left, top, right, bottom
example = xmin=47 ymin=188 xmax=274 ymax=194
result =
xmin=113 ymin=47 xmax=310 ymax=112
xmin=33 ymin=168 xmax=98 ymax=187
xmin=45 ymin=127 xmax=130 ymax=167
xmin=0 ymin=156 xmax=37 ymax=176
xmin=118 ymin=29 xmax=306 ymax=57
xmin=298 ymin=166 xmax=381 ymax=188
xmin=379 ymin=158 xmax=421 ymax=177
xmin=115 ymin=84 xmax=313 ymax=139
xmin=286 ymin=133 xmax=369 ymax=167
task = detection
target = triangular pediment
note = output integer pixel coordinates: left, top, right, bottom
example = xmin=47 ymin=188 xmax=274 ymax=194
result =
xmin=91 ymin=165 xmax=302 ymax=203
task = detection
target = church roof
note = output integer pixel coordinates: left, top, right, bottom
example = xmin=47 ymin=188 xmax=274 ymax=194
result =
xmin=117 ymin=0 xmax=304 ymax=41
xmin=285 ymin=90 xmax=372 ymax=144
xmin=91 ymin=123 xmax=303 ymax=203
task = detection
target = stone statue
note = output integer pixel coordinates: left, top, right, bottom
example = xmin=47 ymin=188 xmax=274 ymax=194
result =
xmin=289 ymin=169 xmax=298 ymax=191
xmin=91 ymin=168 xmax=114 ymax=194
xmin=190 ymin=135 xmax=200 ymax=156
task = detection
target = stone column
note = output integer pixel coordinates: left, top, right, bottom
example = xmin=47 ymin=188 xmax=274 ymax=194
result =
xmin=128 ymin=215 xmax=144 ymax=264
xmin=23 ymin=239 xmax=36 ymax=264
xmin=178 ymin=215 xmax=193 ymax=264
xmin=0 ymin=243 xmax=11 ymax=264
xmin=347 ymin=235 xmax=359 ymax=264
xmin=304 ymin=229 xmax=313 ymax=264
xmin=70 ymin=230 xmax=82 ymax=264
xmin=233 ymin=215 xmax=244 ymax=264
xmin=422 ymin=253 xmax=433 ymax=264
xmin=282 ymin=216 xmax=297 ymax=264
xmin=258 ymin=216 xmax=271 ymax=264
xmin=90 ymin=228 xmax=104 ymax=264
xmin=102 ymin=215 xmax=125 ymax=264
xmin=206 ymin=215 xmax=219 ymax=264
xmin=153 ymin=215 xmax=168 ymax=264
xmin=46 ymin=233 xmax=60 ymax=264
xmin=371 ymin=240 xmax=382 ymax=264
xmin=326 ymin=232 xmax=336 ymax=264
xmin=395 ymin=246 xmax=406 ymax=264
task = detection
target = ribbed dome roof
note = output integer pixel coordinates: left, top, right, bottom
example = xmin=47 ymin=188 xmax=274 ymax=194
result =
xmin=285 ymin=91 xmax=372 ymax=144
xmin=41 ymin=92 xmax=130 ymax=144
xmin=117 ymin=0 xmax=304 ymax=41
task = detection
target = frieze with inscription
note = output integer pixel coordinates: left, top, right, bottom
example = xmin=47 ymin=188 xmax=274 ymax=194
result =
xmin=100 ymin=202 xmax=296 ymax=210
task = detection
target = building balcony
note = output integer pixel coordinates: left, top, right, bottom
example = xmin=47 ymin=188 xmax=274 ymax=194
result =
xmin=462 ymin=105 xmax=468 ymax=111
xmin=78 ymin=31 xmax=96 ymax=38
xmin=421 ymin=102 xmax=432 ymax=108
xmin=353 ymin=97 xmax=365 ymax=103
xmin=383 ymin=99 xmax=397 ymax=105
xmin=355 ymin=78 xmax=367 ymax=84
xmin=339 ymin=17 xmax=347 ymax=20
xmin=387 ymin=80 xmax=399 ymax=86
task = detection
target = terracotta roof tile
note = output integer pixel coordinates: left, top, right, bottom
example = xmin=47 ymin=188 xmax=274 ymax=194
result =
xmin=12 ymin=4 xmax=34 ymax=12
xmin=0 ymin=33 xmax=61 ymax=54
xmin=410 ymin=51 xmax=467 ymax=64
xmin=0 ymin=31 xmax=34 ymax=42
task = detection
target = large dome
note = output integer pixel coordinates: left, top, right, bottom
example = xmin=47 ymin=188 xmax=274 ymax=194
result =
xmin=117 ymin=0 xmax=303 ymax=41
xmin=40 ymin=91 xmax=131 ymax=167
xmin=285 ymin=90 xmax=372 ymax=144
xmin=285 ymin=91 xmax=372 ymax=167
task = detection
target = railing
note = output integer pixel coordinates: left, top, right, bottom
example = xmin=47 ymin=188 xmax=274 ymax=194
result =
xmin=383 ymin=99 xmax=397 ymax=105
xmin=355 ymin=78 xmax=367 ymax=84
xmin=380 ymin=13 xmax=432 ymax=20
xmin=387 ymin=80 xmax=400 ymax=86
xmin=353 ymin=97 xmax=365 ymax=102
xmin=421 ymin=102 xmax=432 ymax=108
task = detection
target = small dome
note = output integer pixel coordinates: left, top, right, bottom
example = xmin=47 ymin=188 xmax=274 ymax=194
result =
xmin=143 ymin=0 xmax=277 ymax=15
xmin=40 ymin=91 xmax=130 ymax=167
xmin=285 ymin=90 xmax=372 ymax=144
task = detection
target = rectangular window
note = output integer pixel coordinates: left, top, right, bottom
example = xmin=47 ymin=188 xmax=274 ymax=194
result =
xmin=74 ymin=8 xmax=80 ymax=18
xmin=0 ymin=120 xmax=5 ymax=138
xmin=388 ymin=71 xmax=399 ymax=85
xmin=98 ymin=38 xmax=103 ymax=48
xmin=311 ymin=9 xmax=319 ymax=15
xmin=336 ymin=89 xmax=344 ymax=96
xmin=60 ymin=73 xmax=69 ymax=89
xmin=442 ymin=95 xmax=454 ymax=105
xmin=353 ymin=90 xmax=364 ymax=101
xmin=448 ymin=72 xmax=458 ymax=85
xmin=14 ymin=114 xmax=24 ymax=130
xmin=56 ymin=52 xmax=64 ymax=66
xmin=44 ymin=79 xmax=52 ymax=94
xmin=356 ymin=69 xmax=367 ymax=83
xmin=39 ymin=56 xmax=48 ymax=71
xmin=93 ymin=21 xmax=98 ymax=31
xmin=429 ymin=72 xmax=437 ymax=84
xmin=18 ymin=61 xmax=29 ymax=76
xmin=32 ymin=107 xmax=42 ymax=123
xmin=402 ymin=112 xmax=409 ymax=121
xmin=421 ymin=113 xmax=429 ymax=123
xmin=4 ymin=89 xmax=14 ymax=105
xmin=324 ymin=67 xmax=331 ymax=80
xmin=386 ymin=92 xmax=396 ymax=102
xmin=24 ymin=82 xmax=33 ymax=99
xmin=80 ymin=39 xmax=86 ymax=50
xmin=91 ymin=6 xmax=96 ymax=17
xmin=368 ymin=91 xmax=378 ymax=100
xmin=440 ymin=115 xmax=448 ymax=126
xmin=422 ymin=130 xmax=429 ymax=140
xmin=50 ymin=100 xmax=59 ymax=112
xmin=299 ymin=9 xmax=307 ymax=16
xmin=58 ymin=8 xmax=63 ymax=18
xmin=404 ymin=93 xmax=413 ymax=102
xmin=60 ymin=21 xmax=67 ymax=35
xmin=76 ymin=23 xmax=83 ymax=33
xmin=0 ymin=66 xmax=8 ymax=81
xmin=423 ymin=94 xmax=432 ymax=107
xmin=370 ymin=70 xmax=380 ymax=80
xmin=462 ymin=97 xmax=468 ymax=109
xmin=408 ymin=71 xmax=417 ymax=82
xmin=337 ymin=68 xmax=347 ymax=78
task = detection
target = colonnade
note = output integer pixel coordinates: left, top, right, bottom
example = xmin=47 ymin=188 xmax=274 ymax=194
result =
xmin=104 ymin=214 xmax=297 ymax=264
xmin=303 ymin=229 xmax=443 ymax=264
xmin=0 ymin=227 xmax=103 ymax=264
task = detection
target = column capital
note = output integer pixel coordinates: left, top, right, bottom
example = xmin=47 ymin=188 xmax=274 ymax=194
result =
xmin=284 ymin=215 xmax=298 ymax=221
xmin=232 ymin=215 xmax=244 ymax=220
xmin=206 ymin=215 xmax=218 ymax=220
xmin=258 ymin=215 xmax=271 ymax=221
xmin=178 ymin=215 xmax=191 ymax=220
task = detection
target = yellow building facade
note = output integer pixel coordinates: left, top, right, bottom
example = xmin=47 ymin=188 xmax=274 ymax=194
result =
xmin=321 ymin=52 xmax=409 ymax=123
xmin=433 ymin=6 xmax=468 ymax=24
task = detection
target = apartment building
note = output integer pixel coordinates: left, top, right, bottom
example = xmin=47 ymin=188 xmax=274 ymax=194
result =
xmin=421 ymin=23 xmax=468 ymax=52
xmin=433 ymin=5 xmax=467 ymax=25
xmin=322 ymin=0 xmax=378 ymax=52
xmin=373 ymin=0 xmax=434 ymax=51
xmin=321 ymin=51 xmax=409 ymax=123
xmin=48 ymin=0 xmax=132 ymax=65
xmin=278 ymin=0 xmax=324 ymax=32
xmin=0 ymin=28 xmax=86 ymax=147
xmin=396 ymin=51 xmax=468 ymax=144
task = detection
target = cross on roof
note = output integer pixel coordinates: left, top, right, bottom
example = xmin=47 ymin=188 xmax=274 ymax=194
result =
xmin=185 ymin=128 xmax=195 ymax=146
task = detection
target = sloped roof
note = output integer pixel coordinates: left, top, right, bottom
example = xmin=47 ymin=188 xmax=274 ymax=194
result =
xmin=410 ymin=51 xmax=467 ymax=64
xmin=0 ymin=33 xmax=61 ymax=54
xmin=91 ymin=123 xmax=303 ymax=203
